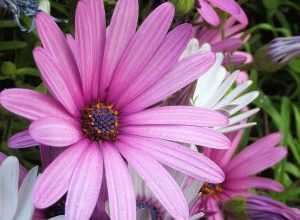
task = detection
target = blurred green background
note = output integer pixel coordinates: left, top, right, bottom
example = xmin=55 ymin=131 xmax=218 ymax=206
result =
xmin=0 ymin=0 xmax=300 ymax=209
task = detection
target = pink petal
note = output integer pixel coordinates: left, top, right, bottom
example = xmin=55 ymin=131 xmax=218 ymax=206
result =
xmin=206 ymin=197 xmax=224 ymax=220
xmin=122 ymin=106 xmax=228 ymax=127
xmin=75 ymin=0 xmax=105 ymax=102
xmin=115 ymin=23 xmax=193 ymax=109
xmin=122 ymin=52 xmax=215 ymax=114
xmin=225 ymin=133 xmax=282 ymax=171
xmin=66 ymin=142 xmax=103 ymax=220
xmin=197 ymin=0 xmax=220 ymax=26
xmin=99 ymin=0 xmax=138 ymax=100
xmin=117 ymin=142 xmax=189 ymax=219
xmin=29 ymin=117 xmax=82 ymax=147
xmin=122 ymin=125 xmax=230 ymax=149
xmin=8 ymin=130 xmax=38 ymax=148
xmin=0 ymin=88 xmax=69 ymax=121
xmin=209 ymin=0 xmax=240 ymax=14
xmin=226 ymin=147 xmax=287 ymax=179
xmin=211 ymin=38 xmax=242 ymax=53
xmin=120 ymin=134 xmax=224 ymax=183
xmin=223 ymin=176 xmax=284 ymax=192
xmin=33 ymin=140 xmax=88 ymax=208
xmin=209 ymin=130 xmax=244 ymax=169
xmin=33 ymin=48 xmax=83 ymax=117
xmin=35 ymin=13 xmax=83 ymax=111
xmin=103 ymin=143 xmax=136 ymax=220
xmin=107 ymin=2 xmax=175 ymax=102
xmin=66 ymin=34 xmax=78 ymax=64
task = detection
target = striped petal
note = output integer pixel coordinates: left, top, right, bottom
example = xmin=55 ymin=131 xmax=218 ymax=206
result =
xmin=99 ymin=0 xmax=138 ymax=100
xmin=29 ymin=117 xmax=82 ymax=147
xmin=107 ymin=3 xmax=174 ymax=102
xmin=33 ymin=140 xmax=88 ymax=208
xmin=0 ymin=88 xmax=69 ymax=121
xmin=122 ymin=125 xmax=230 ymax=149
xmin=118 ymin=143 xmax=189 ymax=219
xmin=103 ymin=143 xmax=136 ymax=220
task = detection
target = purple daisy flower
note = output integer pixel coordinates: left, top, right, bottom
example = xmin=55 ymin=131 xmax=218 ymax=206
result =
xmin=0 ymin=0 xmax=231 ymax=219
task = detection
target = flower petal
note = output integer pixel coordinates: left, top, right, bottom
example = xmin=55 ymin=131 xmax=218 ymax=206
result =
xmin=103 ymin=143 xmax=136 ymax=220
xmin=75 ymin=0 xmax=105 ymax=102
xmin=115 ymin=23 xmax=192 ymax=109
xmin=225 ymin=132 xmax=282 ymax=171
xmin=118 ymin=143 xmax=189 ymax=219
xmin=122 ymin=125 xmax=230 ymax=149
xmin=66 ymin=142 xmax=103 ymax=220
xmin=0 ymin=88 xmax=69 ymax=121
xmin=33 ymin=48 xmax=83 ymax=117
xmin=14 ymin=166 xmax=38 ymax=220
xmin=107 ymin=2 xmax=174 ymax=102
xmin=223 ymin=176 xmax=284 ymax=192
xmin=197 ymin=0 xmax=220 ymax=26
xmin=0 ymin=157 xmax=19 ymax=220
xmin=120 ymin=134 xmax=224 ymax=183
xmin=99 ymin=0 xmax=138 ymax=100
xmin=8 ymin=130 xmax=38 ymax=149
xmin=123 ymin=106 xmax=228 ymax=127
xmin=33 ymin=140 xmax=88 ymax=208
xmin=226 ymin=147 xmax=287 ymax=179
xmin=29 ymin=117 xmax=82 ymax=147
xmin=36 ymin=12 xmax=83 ymax=111
xmin=122 ymin=52 xmax=215 ymax=114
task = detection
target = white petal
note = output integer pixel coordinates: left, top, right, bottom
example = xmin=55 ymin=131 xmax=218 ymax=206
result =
xmin=179 ymin=38 xmax=201 ymax=60
xmin=229 ymin=91 xmax=259 ymax=115
xmin=14 ymin=167 xmax=38 ymax=220
xmin=213 ymin=80 xmax=253 ymax=110
xmin=0 ymin=156 xmax=19 ymax=220
xmin=48 ymin=215 xmax=65 ymax=220
xmin=228 ymin=108 xmax=260 ymax=125
xmin=218 ymin=122 xmax=257 ymax=133
xmin=207 ymin=70 xmax=240 ymax=109
xmin=193 ymin=53 xmax=226 ymax=107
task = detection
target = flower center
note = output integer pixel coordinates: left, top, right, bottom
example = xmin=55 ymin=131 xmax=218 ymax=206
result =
xmin=200 ymin=182 xmax=223 ymax=198
xmin=137 ymin=201 xmax=162 ymax=220
xmin=80 ymin=102 xmax=119 ymax=141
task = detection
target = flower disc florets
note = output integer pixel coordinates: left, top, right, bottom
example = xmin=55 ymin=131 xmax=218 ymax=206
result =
xmin=80 ymin=102 xmax=119 ymax=141
xmin=200 ymin=182 xmax=223 ymax=198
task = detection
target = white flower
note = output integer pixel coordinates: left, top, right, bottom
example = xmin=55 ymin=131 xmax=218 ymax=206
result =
xmin=0 ymin=156 xmax=64 ymax=220
xmin=187 ymin=39 xmax=259 ymax=133
xmin=0 ymin=156 xmax=38 ymax=220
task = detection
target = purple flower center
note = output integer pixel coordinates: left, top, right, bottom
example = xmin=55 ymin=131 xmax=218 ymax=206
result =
xmin=80 ymin=102 xmax=119 ymax=141
xmin=137 ymin=201 xmax=162 ymax=220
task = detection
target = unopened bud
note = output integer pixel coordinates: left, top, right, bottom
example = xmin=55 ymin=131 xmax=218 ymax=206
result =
xmin=171 ymin=0 xmax=195 ymax=16
xmin=254 ymin=36 xmax=300 ymax=73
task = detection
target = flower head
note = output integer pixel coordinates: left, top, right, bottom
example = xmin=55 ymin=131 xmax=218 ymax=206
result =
xmin=196 ymin=132 xmax=287 ymax=219
xmin=0 ymin=0 xmax=231 ymax=219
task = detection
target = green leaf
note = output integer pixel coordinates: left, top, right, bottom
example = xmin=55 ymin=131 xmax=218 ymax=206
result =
xmin=0 ymin=41 xmax=28 ymax=51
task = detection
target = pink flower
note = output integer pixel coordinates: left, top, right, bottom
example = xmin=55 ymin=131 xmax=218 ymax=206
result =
xmin=197 ymin=131 xmax=287 ymax=220
xmin=196 ymin=0 xmax=248 ymax=26
xmin=195 ymin=16 xmax=252 ymax=66
xmin=0 ymin=0 xmax=231 ymax=219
